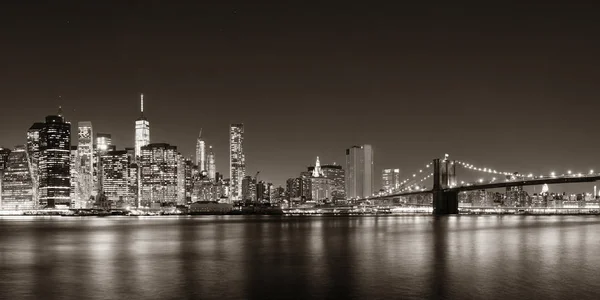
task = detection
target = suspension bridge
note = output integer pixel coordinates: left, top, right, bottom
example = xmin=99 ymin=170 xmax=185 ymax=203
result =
xmin=359 ymin=155 xmax=600 ymax=215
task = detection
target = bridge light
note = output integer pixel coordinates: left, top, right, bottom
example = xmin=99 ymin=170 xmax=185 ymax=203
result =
xmin=528 ymin=173 xmax=533 ymax=178
xmin=568 ymin=170 xmax=572 ymax=175
xmin=551 ymin=172 xmax=556 ymax=177
xmin=413 ymin=174 xmax=416 ymax=177
xmin=591 ymin=170 xmax=594 ymax=174
xmin=478 ymin=178 xmax=483 ymax=183
xmin=419 ymin=169 xmax=423 ymax=173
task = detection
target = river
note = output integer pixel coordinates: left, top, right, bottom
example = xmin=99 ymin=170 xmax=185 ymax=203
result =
xmin=1 ymin=215 xmax=599 ymax=299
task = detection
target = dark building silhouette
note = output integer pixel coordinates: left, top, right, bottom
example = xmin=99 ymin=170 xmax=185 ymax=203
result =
xmin=39 ymin=114 xmax=71 ymax=207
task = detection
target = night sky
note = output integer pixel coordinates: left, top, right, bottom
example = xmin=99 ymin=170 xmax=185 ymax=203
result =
xmin=1 ymin=2 xmax=599 ymax=188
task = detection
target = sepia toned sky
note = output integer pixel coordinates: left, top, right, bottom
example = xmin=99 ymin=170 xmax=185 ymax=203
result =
xmin=1 ymin=1 xmax=599 ymax=188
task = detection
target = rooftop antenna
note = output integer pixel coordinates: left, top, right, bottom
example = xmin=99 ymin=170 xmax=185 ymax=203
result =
xmin=140 ymin=93 xmax=144 ymax=115
xmin=199 ymin=128 xmax=203 ymax=138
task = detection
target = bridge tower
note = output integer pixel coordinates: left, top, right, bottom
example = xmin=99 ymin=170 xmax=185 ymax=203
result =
xmin=432 ymin=158 xmax=459 ymax=215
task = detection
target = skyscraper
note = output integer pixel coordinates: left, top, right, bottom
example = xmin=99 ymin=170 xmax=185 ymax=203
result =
xmin=0 ymin=147 xmax=11 ymax=171
xmin=69 ymin=146 xmax=78 ymax=205
xmin=1 ymin=146 xmax=35 ymax=210
xmin=196 ymin=129 xmax=206 ymax=171
xmin=39 ymin=113 xmax=71 ymax=207
xmin=95 ymin=133 xmax=112 ymax=198
xmin=140 ymin=143 xmax=178 ymax=207
xmin=207 ymin=145 xmax=216 ymax=180
xmin=345 ymin=145 xmax=374 ymax=199
xmin=101 ymin=150 xmax=134 ymax=206
xmin=76 ymin=122 xmax=94 ymax=207
xmin=26 ymin=122 xmax=44 ymax=204
xmin=308 ymin=162 xmax=345 ymax=201
xmin=382 ymin=168 xmax=401 ymax=193
xmin=229 ymin=124 xmax=245 ymax=201
xmin=134 ymin=93 xmax=150 ymax=159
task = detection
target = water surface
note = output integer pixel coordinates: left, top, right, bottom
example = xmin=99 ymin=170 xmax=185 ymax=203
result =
xmin=1 ymin=215 xmax=599 ymax=299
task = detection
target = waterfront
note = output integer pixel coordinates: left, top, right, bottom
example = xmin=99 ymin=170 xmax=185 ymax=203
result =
xmin=1 ymin=216 xmax=600 ymax=299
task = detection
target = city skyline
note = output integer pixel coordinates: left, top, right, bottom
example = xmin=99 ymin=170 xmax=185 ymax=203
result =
xmin=1 ymin=2 xmax=600 ymax=189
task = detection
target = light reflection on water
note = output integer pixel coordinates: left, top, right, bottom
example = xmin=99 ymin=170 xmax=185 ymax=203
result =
xmin=1 ymin=215 xmax=600 ymax=300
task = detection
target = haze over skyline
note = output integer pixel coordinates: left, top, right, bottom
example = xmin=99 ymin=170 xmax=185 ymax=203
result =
xmin=1 ymin=2 xmax=599 ymax=187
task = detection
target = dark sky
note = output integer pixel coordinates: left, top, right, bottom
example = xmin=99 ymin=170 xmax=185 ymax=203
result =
xmin=1 ymin=1 xmax=599 ymax=188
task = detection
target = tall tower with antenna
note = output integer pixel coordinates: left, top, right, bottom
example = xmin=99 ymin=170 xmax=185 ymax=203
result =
xmin=134 ymin=93 xmax=150 ymax=159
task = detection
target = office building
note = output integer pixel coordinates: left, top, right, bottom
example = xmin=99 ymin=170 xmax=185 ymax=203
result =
xmin=207 ymin=145 xmax=216 ymax=180
xmin=69 ymin=146 xmax=78 ymax=205
xmin=140 ymin=143 xmax=178 ymax=206
xmin=382 ymin=168 xmax=401 ymax=193
xmin=26 ymin=122 xmax=44 ymax=203
xmin=196 ymin=129 xmax=206 ymax=171
xmin=308 ymin=162 xmax=345 ymax=200
xmin=1 ymin=146 xmax=35 ymax=210
xmin=134 ymin=93 xmax=150 ymax=159
xmin=0 ymin=147 xmax=11 ymax=171
xmin=345 ymin=145 xmax=374 ymax=199
xmin=76 ymin=122 xmax=94 ymax=207
xmin=229 ymin=124 xmax=245 ymax=201
xmin=39 ymin=113 xmax=71 ymax=207
xmin=242 ymin=175 xmax=256 ymax=202
xmin=101 ymin=150 xmax=134 ymax=205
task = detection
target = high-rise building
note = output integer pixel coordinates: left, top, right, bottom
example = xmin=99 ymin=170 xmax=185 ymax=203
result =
xmin=101 ymin=150 xmax=134 ymax=206
xmin=140 ymin=143 xmax=178 ymax=206
xmin=76 ymin=122 xmax=94 ymax=207
xmin=39 ymin=113 xmax=71 ymax=207
xmin=308 ymin=162 xmax=345 ymax=200
xmin=69 ymin=146 xmax=78 ymax=205
xmin=196 ymin=129 xmax=206 ymax=171
xmin=96 ymin=133 xmax=112 ymax=152
xmin=309 ymin=157 xmax=333 ymax=203
xmin=0 ymin=147 xmax=11 ymax=171
xmin=134 ymin=93 xmax=150 ymax=159
xmin=229 ymin=124 xmax=245 ymax=201
xmin=345 ymin=145 xmax=374 ymax=199
xmin=95 ymin=133 xmax=112 ymax=197
xmin=382 ymin=168 xmax=401 ymax=193
xmin=207 ymin=145 xmax=216 ymax=180
xmin=127 ymin=162 xmax=139 ymax=208
xmin=177 ymin=153 xmax=186 ymax=205
xmin=182 ymin=158 xmax=193 ymax=203
xmin=1 ymin=146 xmax=35 ymax=210
xmin=286 ymin=178 xmax=301 ymax=200
xmin=26 ymin=122 xmax=44 ymax=204
xmin=242 ymin=175 xmax=256 ymax=202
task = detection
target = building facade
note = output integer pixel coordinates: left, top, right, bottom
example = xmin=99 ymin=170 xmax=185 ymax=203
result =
xmin=76 ymin=121 xmax=94 ymax=207
xmin=39 ymin=114 xmax=71 ymax=207
xmin=101 ymin=150 xmax=134 ymax=206
xmin=345 ymin=145 xmax=374 ymax=199
xmin=140 ymin=143 xmax=178 ymax=206
xmin=1 ymin=146 xmax=35 ymax=210
xmin=196 ymin=130 xmax=206 ymax=171
xmin=207 ymin=145 xmax=216 ymax=180
xmin=382 ymin=168 xmax=401 ymax=193
xmin=229 ymin=124 xmax=245 ymax=201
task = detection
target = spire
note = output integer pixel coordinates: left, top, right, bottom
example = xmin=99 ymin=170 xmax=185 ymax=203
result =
xmin=57 ymin=105 xmax=63 ymax=117
xmin=140 ymin=93 xmax=144 ymax=115
xmin=199 ymin=128 xmax=203 ymax=139
xmin=312 ymin=156 xmax=323 ymax=177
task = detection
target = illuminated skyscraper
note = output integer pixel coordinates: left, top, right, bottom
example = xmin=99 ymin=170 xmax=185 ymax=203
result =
xmin=101 ymin=150 xmax=134 ymax=205
xmin=94 ymin=133 xmax=112 ymax=198
xmin=96 ymin=133 xmax=112 ymax=152
xmin=309 ymin=163 xmax=345 ymax=201
xmin=76 ymin=122 xmax=94 ymax=207
xmin=196 ymin=129 xmax=206 ymax=171
xmin=134 ymin=93 xmax=150 ymax=159
xmin=229 ymin=124 xmax=245 ymax=201
xmin=69 ymin=146 xmax=78 ymax=205
xmin=39 ymin=113 xmax=71 ymax=207
xmin=207 ymin=146 xmax=216 ymax=180
xmin=1 ymin=146 xmax=35 ymax=210
xmin=26 ymin=122 xmax=44 ymax=204
xmin=345 ymin=145 xmax=374 ymax=199
xmin=0 ymin=148 xmax=11 ymax=171
xmin=382 ymin=168 xmax=401 ymax=192
xmin=140 ymin=143 xmax=178 ymax=206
